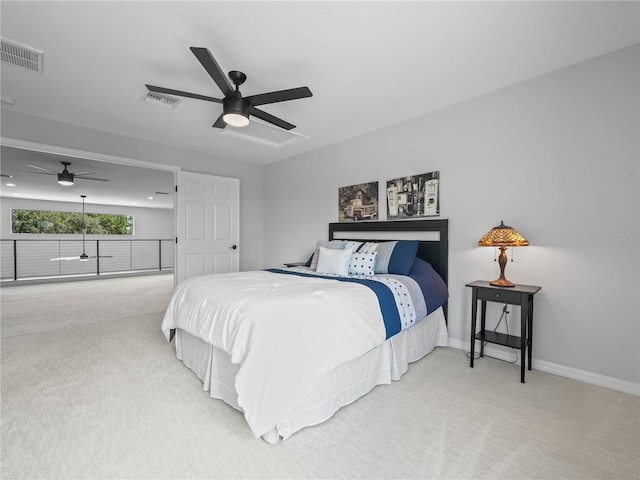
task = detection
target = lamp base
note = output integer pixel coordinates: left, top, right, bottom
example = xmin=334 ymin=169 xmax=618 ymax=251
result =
xmin=490 ymin=277 xmax=515 ymax=288
xmin=491 ymin=246 xmax=516 ymax=287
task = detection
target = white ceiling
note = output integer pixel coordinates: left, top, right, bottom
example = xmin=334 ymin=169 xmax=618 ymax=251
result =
xmin=1 ymin=1 xmax=638 ymax=206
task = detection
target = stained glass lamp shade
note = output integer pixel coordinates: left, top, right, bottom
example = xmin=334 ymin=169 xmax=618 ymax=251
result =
xmin=478 ymin=221 xmax=529 ymax=287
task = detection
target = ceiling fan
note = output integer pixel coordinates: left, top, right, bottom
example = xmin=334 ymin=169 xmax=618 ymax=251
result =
xmin=51 ymin=195 xmax=113 ymax=262
xmin=20 ymin=161 xmax=109 ymax=186
xmin=145 ymin=47 xmax=312 ymax=130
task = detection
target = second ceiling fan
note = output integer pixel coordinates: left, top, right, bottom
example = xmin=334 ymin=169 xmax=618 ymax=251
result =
xmin=21 ymin=161 xmax=109 ymax=186
xmin=51 ymin=195 xmax=113 ymax=262
xmin=146 ymin=47 xmax=312 ymax=131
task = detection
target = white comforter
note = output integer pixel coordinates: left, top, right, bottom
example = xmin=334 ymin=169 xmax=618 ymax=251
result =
xmin=162 ymin=270 xmax=390 ymax=438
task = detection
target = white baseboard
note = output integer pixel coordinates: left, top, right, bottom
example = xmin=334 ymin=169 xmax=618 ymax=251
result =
xmin=447 ymin=338 xmax=640 ymax=397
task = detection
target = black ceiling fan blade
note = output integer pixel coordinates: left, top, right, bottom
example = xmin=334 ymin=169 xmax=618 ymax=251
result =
xmin=249 ymin=106 xmax=296 ymax=130
xmin=75 ymin=176 xmax=109 ymax=182
xmin=18 ymin=171 xmax=56 ymax=176
xmin=146 ymin=84 xmax=222 ymax=104
xmin=212 ymin=113 xmax=227 ymax=129
xmin=189 ymin=47 xmax=234 ymax=98
xmin=245 ymin=87 xmax=312 ymax=106
xmin=26 ymin=164 xmax=59 ymax=174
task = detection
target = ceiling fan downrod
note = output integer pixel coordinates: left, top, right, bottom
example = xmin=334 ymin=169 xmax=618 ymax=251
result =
xmin=228 ymin=70 xmax=247 ymax=92
xmin=79 ymin=195 xmax=89 ymax=261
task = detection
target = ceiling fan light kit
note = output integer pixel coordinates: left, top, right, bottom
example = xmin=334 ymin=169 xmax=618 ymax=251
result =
xmin=57 ymin=163 xmax=74 ymax=186
xmin=222 ymin=92 xmax=250 ymax=127
xmin=223 ymin=112 xmax=249 ymax=127
xmin=145 ymin=47 xmax=312 ymax=131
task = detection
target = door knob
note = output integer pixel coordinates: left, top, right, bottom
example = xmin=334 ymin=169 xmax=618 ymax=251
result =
xmin=229 ymin=245 xmax=237 ymax=250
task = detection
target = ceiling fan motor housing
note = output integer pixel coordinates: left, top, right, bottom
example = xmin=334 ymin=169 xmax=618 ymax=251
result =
xmin=223 ymin=94 xmax=249 ymax=116
xmin=58 ymin=170 xmax=74 ymax=185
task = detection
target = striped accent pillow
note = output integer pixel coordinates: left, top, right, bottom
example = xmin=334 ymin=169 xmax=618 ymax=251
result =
xmin=358 ymin=240 xmax=419 ymax=275
xmin=344 ymin=240 xmax=364 ymax=252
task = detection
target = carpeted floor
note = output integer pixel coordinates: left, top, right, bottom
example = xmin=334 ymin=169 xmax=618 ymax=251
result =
xmin=1 ymin=274 xmax=639 ymax=479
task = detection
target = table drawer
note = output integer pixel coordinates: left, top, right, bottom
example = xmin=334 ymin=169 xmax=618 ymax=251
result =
xmin=476 ymin=287 xmax=522 ymax=304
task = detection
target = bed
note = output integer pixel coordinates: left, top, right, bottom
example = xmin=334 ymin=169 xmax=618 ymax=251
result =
xmin=162 ymin=219 xmax=449 ymax=444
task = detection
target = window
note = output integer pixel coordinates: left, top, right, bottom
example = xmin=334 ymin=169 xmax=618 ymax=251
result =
xmin=11 ymin=209 xmax=133 ymax=235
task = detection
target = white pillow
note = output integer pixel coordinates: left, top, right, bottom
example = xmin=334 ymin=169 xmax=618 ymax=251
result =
xmin=309 ymin=240 xmax=346 ymax=270
xmin=348 ymin=251 xmax=377 ymax=276
xmin=316 ymin=247 xmax=352 ymax=276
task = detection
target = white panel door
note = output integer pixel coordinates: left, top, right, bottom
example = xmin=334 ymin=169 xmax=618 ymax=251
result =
xmin=176 ymin=171 xmax=239 ymax=285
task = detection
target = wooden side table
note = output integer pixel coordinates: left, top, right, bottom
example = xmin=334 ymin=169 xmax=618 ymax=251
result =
xmin=466 ymin=280 xmax=541 ymax=383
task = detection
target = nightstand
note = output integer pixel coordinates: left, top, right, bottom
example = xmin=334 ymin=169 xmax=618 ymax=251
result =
xmin=466 ymin=280 xmax=541 ymax=383
xmin=283 ymin=262 xmax=307 ymax=267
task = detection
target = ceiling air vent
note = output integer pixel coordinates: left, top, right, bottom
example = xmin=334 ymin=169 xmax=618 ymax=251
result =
xmin=1 ymin=38 xmax=44 ymax=74
xmin=143 ymin=91 xmax=180 ymax=109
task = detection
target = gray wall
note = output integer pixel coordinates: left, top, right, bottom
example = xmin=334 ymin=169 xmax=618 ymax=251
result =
xmin=263 ymin=45 xmax=640 ymax=388
xmin=1 ymin=111 xmax=265 ymax=271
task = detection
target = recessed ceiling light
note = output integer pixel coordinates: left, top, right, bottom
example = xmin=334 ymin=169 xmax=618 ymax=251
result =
xmin=147 ymin=196 xmax=154 ymax=200
xmin=6 ymin=183 xmax=16 ymax=187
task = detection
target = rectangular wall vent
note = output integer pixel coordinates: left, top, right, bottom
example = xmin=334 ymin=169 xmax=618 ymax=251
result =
xmin=1 ymin=38 xmax=43 ymax=74
xmin=143 ymin=91 xmax=180 ymax=109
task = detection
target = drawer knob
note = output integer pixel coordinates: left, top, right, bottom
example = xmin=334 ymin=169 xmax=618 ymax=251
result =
xmin=495 ymin=293 xmax=501 ymax=298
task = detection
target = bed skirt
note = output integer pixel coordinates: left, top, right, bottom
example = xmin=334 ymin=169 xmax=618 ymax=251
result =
xmin=174 ymin=306 xmax=448 ymax=444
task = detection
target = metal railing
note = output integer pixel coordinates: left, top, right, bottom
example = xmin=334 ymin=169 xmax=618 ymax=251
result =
xmin=1 ymin=239 xmax=174 ymax=281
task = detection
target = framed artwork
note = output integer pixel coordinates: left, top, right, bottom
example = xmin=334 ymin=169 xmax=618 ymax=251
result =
xmin=386 ymin=171 xmax=439 ymax=219
xmin=338 ymin=181 xmax=378 ymax=222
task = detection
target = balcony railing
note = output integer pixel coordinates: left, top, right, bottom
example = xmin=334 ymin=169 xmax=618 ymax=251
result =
xmin=1 ymin=239 xmax=174 ymax=281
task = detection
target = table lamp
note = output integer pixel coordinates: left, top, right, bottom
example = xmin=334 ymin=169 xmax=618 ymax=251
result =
xmin=478 ymin=221 xmax=529 ymax=287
